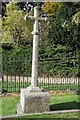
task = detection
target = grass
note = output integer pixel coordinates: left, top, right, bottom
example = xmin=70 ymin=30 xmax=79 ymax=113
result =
xmin=19 ymin=112 xmax=79 ymax=119
xmin=3 ymin=113 xmax=79 ymax=120
xmin=50 ymin=94 xmax=80 ymax=111
xmin=1 ymin=93 xmax=80 ymax=117
xmin=2 ymin=81 xmax=79 ymax=93
xmin=1 ymin=96 xmax=19 ymax=116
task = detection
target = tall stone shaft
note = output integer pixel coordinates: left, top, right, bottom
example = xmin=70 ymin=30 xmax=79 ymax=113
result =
xmin=31 ymin=7 xmax=39 ymax=87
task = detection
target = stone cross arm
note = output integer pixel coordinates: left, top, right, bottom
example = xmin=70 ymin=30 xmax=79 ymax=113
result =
xmin=24 ymin=15 xmax=47 ymax=22
xmin=24 ymin=6 xmax=47 ymax=22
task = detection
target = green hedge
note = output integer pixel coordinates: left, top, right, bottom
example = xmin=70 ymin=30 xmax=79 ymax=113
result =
xmin=2 ymin=44 xmax=79 ymax=78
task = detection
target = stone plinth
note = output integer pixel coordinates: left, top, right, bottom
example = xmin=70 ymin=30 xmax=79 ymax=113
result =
xmin=17 ymin=88 xmax=50 ymax=114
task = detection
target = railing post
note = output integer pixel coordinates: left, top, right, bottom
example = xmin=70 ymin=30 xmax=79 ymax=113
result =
xmin=19 ymin=56 xmax=20 ymax=92
xmin=78 ymin=50 xmax=80 ymax=90
xmin=52 ymin=53 xmax=54 ymax=90
xmin=61 ymin=52 xmax=62 ymax=91
xmin=44 ymin=51 xmax=45 ymax=87
xmin=65 ymin=52 xmax=67 ymax=87
xmin=73 ymin=51 xmax=75 ymax=90
xmin=23 ymin=54 xmax=24 ymax=88
xmin=48 ymin=54 xmax=49 ymax=90
xmin=10 ymin=57 xmax=12 ymax=93
xmin=6 ymin=56 xmax=8 ymax=92
xmin=14 ymin=56 xmax=16 ymax=92
xmin=69 ymin=52 xmax=71 ymax=89
xmin=2 ymin=56 xmax=4 ymax=93
xmin=56 ymin=52 xmax=58 ymax=92
xmin=27 ymin=54 xmax=28 ymax=87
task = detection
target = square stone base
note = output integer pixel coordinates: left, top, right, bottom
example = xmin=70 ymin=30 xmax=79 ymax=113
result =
xmin=17 ymin=88 xmax=50 ymax=114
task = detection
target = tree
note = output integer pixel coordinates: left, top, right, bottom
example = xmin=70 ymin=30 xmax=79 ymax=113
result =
xmin=43 ymin=2 xmax=62 ymax=17
xmin=0 ymin=15 xmax=2 ymax=39
xmin=38 ymin=2 xmax=62 ymax=49
xmin=49 ymin=2 xmax=80 ymax=51
xmin=72 ymin=11 xmax=80 ymax=25
xmin=2 ymin=2 xmax=33 ymax=45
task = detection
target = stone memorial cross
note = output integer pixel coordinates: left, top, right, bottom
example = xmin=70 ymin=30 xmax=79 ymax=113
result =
xmin=17 ymin=6 xmax=50 ymax=114
xmin=24 ymin=6 xmax=47 ymax=89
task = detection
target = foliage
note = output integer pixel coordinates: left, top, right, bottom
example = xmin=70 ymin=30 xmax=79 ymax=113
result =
xmin=2 ymin=2 xmax=33 ymax=45
xmin=2 ymin=2 xmax=7 ymax=17
xmin=49 ymin=3 xmax=80 ymax=51
xmin=2 ymin=45 xmax=32 ymax=77
xmin=1 ymin=2 xmax=80 ymax=79
xmin=38 ymin=2 xmax=62 ymax=48
xmin=72 ymin=11 xmax=80 ymax=25
xmin=43 ymin=2 xmax=62 ymax=17
xmin=2 ymin=45 xmax=79 ymax=78
xmin=0 ymin=15 xmax=2 ymax=35
xmin=39 ymin=21 xmax=50 ymax=47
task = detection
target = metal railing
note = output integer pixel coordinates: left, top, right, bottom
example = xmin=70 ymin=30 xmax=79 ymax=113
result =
xmin=1 ymin=51 xmax=80 ymax=93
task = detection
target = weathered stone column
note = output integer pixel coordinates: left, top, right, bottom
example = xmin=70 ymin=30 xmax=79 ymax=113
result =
xmin=31 ymin=6 xmax=39 ymax=87
xmin=26 ymin=6 xmax=47 ymax=92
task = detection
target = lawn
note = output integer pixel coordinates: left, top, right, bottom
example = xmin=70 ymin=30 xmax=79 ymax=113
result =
xmin=2 ymin=113 xmax=79 ymax=120
xmin=1 ymin=93 xmax=80 ymax=119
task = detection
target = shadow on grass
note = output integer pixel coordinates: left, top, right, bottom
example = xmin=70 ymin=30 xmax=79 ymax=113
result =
xmin=50 ymin=101 xmax=80 ymax=111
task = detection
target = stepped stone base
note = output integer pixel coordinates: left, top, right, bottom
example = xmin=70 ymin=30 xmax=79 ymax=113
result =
xmin=17 ymin=87 xmax=50 ymax=114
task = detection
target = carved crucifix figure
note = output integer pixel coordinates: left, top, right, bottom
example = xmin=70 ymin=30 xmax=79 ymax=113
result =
xmin=24 ymin=6 xmax=47 ymax=90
